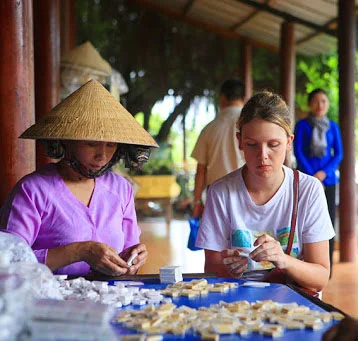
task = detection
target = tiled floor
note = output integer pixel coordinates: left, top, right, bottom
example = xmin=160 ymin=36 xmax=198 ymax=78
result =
xmin=138 ymin=217 xmax=358 ymax=317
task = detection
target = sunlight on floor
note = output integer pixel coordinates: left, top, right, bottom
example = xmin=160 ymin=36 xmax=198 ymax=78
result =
xmin=322 ymin=250 xmax=358 ymax=318
xmin=138 ymin=218 xmax=205 ymax=274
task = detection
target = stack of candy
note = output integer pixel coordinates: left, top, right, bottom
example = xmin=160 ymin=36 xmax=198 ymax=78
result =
xmin=30 ymin=299 xmax=118 ymax=341
xmin=159 ymin=266 xmax=182 ymax=284
xmin=55 ymin=276 xmax=171 ymax=307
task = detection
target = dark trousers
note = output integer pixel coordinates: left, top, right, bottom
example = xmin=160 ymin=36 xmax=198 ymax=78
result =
xmin=325 ymin=184 xmax=336 ymax=275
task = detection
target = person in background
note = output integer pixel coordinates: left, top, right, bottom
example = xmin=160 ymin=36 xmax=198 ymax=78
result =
xmin=191 ymin=79 xmax=246 ymax=218
xmin=196 ymin=91 xmax=334 ymax=292
xmin=0 ymin=79 xmax=158 ymax=276
xmin=294 ymin=89 xmax=343 ymax=275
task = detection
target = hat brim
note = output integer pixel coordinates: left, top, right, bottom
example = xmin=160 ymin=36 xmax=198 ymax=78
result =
xmin=20 ymin=79 xmax=158 ymax=148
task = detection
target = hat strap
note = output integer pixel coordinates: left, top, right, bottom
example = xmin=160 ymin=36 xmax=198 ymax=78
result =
xmin=63 ymin=147 xmax=121 ymax=179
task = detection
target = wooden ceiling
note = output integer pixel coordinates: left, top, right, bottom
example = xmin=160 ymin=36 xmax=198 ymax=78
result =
xmin=133 ymin=0 xmax=358 ymax=55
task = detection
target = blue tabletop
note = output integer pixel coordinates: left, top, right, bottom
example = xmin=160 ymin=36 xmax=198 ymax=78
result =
xmin=110 ymin=278 xmax=338 ymax=341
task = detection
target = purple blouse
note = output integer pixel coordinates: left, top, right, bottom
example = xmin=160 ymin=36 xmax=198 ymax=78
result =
xmin=0 ymin=163 xmax=141 ymax=275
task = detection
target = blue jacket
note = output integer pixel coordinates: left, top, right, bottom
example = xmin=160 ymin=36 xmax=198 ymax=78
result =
xmin=294 ymin=118 xmax=343 ymax=186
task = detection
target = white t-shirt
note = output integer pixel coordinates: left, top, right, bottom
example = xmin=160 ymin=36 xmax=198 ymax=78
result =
xmin=196 ymin=166 xmax=335 ymax=278
xmin=191 ymin=106 xmax=245 ymax=185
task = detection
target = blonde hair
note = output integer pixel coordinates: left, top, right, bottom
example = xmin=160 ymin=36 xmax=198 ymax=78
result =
xmin=237 ymin=91 xmax=292 ymax=136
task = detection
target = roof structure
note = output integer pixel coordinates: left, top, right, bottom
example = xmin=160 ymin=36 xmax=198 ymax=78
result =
xmin=133 ymin=0 xmax=358 ymax=55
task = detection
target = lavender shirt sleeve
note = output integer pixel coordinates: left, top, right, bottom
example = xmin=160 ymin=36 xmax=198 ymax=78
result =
xmin=0 ymin=177 xmax=50 ymax=265
xmin=1 ymin=166 xmax=142 ymax=275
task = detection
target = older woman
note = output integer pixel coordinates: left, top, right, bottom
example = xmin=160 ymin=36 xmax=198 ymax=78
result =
xmin=0 ymin=80 xmax=158 ymax=276
xmin=196 ymin=91 xmax=334 ymax=292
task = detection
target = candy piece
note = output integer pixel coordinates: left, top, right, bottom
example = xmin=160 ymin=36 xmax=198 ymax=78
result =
xmin=127 ymin=253 xmax=138 ymax=266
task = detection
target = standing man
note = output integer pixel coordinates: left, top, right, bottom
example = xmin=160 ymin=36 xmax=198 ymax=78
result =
xmin=191 ymin=79 xmax=246 ymax=218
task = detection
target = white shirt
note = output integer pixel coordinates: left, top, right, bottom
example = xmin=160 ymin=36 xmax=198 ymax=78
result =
xmin=191 ymin=106 xmax=245 ymax=185
xmin=196 ymin=166 xmax=335 ymax=278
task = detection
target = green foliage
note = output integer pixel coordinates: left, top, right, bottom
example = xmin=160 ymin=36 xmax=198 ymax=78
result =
xmin=135 ymin=112 xmax=165 ymax=137
xmin=252 ymin=47 xmax=280 ymax=92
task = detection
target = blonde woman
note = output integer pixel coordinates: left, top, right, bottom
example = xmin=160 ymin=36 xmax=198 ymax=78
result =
xmin=196 ymin=91 xmax=334 ymax=292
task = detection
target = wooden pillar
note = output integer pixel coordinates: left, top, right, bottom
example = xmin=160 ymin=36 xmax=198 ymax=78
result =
xmin=33 ymin=0 xmax=61 ymax=169
xmin=280 ymin=21 xmax=295 ymax=167
xmin=280 ymin=21 xmax=296 ymax=120
xmin=183 ymin=113 xmax=187 ymax=171
xmin=60 ymin=0 xmax=76 ymax=56
xmin=0 ymin=0 xmax=35 ymax=205
xmin=338 ymin=0 xmax=357 ymax=262
xmin=241 ymin=40 xmax=253 ymax=101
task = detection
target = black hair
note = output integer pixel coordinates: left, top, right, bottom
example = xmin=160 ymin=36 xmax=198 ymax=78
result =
xmin=307 ymin=88 xmax=328 ymax=103
xmin=220 ymin=79 xmax=245 ymax=101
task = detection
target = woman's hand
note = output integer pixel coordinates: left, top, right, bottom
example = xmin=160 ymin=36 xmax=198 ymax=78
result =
xmin=81 ymin=241 xmax=129 ymax=276
xmin=192 ymin=202 xmax=204 ymax=218
xmin=120 ymin=243 xmax=148 ymax=275
xmin=221 ymin=249 xmax=249 ymax=278
xmin=250 ymin=234 xmax=287 ymax=269
xmin=313 ymin=170 xmax=326 ymax=182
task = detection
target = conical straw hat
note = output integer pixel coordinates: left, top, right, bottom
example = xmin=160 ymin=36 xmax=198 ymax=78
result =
xmin=20 ymin=79 xmax=158 ymax=148
xmin=61 ymin=41 xmax=112 ymax=75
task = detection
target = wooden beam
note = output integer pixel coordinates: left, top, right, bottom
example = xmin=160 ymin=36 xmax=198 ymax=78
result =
xmin=183 ymin=0 xmax=195 ymax=16
xmin=230 ymin=7 xmax=259 ymax=31
xmin=298 ymin=6 xmax=358 ymax=46
xmin=230 ymin=0 xmax=271 ymax=31
xmin=297 ymin=18 xmax=338 ymax=46
xmin=234 ymin=0 xmax=337 ymax=37
xmin=132 ymin=0 xmax=278 ymax=52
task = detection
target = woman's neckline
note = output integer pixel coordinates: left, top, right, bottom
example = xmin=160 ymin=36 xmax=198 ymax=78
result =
xmin=241 ymin=165 xmax=286 ymax=206
xmin=55 ymin=160 xmax=94 ymax=184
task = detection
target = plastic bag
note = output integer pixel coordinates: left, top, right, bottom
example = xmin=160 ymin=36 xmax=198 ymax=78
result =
xmin=5 ymin=262 xmax=63 ymax=300
xmin=0 ymin=274 xmax=31 ymax=341
xmin=0 ymin=232 xmax=37 ymax=264
xmin=187 ymin=217 xmax=202 ymax=251
xmin=0 ymin=232 xmax=62 ymax=300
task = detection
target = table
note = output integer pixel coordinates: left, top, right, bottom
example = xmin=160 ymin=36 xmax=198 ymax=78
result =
xmin=109 ymin=277 xmax=342 ymax=341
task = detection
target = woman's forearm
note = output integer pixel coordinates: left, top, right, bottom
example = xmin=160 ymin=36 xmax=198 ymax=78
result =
xmin=285 ymin=255 xmax=330 ymax=292
xmin=204 ymin=261 xmax=231 ymax=278
xmin=46 ymin=242 xmax=88 ymax=271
